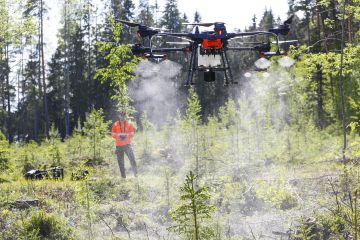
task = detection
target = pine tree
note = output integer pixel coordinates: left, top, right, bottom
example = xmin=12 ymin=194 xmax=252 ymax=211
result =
xmin=161 ymin=0 xmax=182 ymax=32
xmin=137 ymin=0 xmax=154 ymax=26
xmin=169 ymin=171 xmax=216 ymax=240
xmin=194 ymin=10 xmax=201 ymax=23
xmin=1 ymin=0 xmax=34 ymax=140
xmin=21 ymin=52 xmax=41 ymax=140
xmin=258 ymin=8 xmax=275 ymax=30
xmin=123 ymin=0 xmax=135 ymax=21
xmin=24 ymin=0 xmax=50 ymax=137
xmin=69 ymin=24 xmax=88 ymax=127
xmin=47 ymin=48 xmax=65 ymax=136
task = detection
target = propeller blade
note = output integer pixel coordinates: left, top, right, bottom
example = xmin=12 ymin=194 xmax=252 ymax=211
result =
xmin=150 ymin=27 xmax=169 ymax=32
xmin=284 ymin=15 xmax=294 ymax=25
xmin=166 ymin=42 xmax=190 ymax=45
xmin=272 ymin=40 xmax=298 ymax=44
xmin=183 ymin=22 xmax=215 ymax=27
xmin=118 ymin=20 xmax=141 ymax=27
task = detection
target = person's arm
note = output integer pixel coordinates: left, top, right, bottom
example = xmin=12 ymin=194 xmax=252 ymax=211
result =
xmin=111 ymin=123 xmax=118 ymax=139
xmin=127 ymin=124 xmax=135 ymax=139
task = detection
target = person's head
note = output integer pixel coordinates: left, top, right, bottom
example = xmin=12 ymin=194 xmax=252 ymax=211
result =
xmin=118 ymin=111 xmax=126 ymax=121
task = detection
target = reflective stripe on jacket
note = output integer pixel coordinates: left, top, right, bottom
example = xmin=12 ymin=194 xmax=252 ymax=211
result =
xmin=111 ymin=120 xmax=135 ymax=146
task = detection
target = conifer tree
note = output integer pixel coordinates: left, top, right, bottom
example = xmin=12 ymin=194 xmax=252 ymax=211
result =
xmin=194 ymin=10 xmax=201 ymax=23
xmin=24 ymin=0 xmax=50 ymax=137
xmin=169 ymin=171 xmax=216 ymax=240
xmin=161 ymin=0 xmax=181 ymax=32
xmin=137 ymin=0 xmax=154 ymax=26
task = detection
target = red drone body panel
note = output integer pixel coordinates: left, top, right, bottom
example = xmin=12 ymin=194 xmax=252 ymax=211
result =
xmin=202 ymin=39 xmax=222 ymax=49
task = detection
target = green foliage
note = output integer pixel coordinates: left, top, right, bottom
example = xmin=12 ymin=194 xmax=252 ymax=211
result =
xmin=0 ymin=130 xmax=10 ymax=171
xmin=218 ymin=98 xmax=237 ymax=128
xmin=48 ymin=124 xmax=62 ymax=166
xmin=256 ymin=179 xmax=298 ymax=210
xmin=185 ymin=87 xmax=202 ymax=126
xmin=160 ymin=0 xmax=182 ymax=32
xmin=95 ymin=16 xmax=139 ymax=112
xmin=139 ymin=112 xmax=154 ymax=158
xmin=293 ymin=217 xmax=321 ymax=240
xmin=83 ymin=108 xmax=110 ymax=162
xmin=23 ymin=210 xmax=75 ymax=240
xmin=169 ymin=171 xmax=216 ymax=240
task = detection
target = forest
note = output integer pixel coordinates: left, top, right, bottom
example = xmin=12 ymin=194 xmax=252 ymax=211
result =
xmin=1 ymin=0 xmax=360 ymax=239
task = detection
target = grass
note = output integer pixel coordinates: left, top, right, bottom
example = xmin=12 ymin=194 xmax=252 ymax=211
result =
xmin=0 ymin=120 xmax=359 ymax=239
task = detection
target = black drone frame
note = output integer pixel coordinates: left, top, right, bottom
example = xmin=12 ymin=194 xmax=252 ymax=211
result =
xmin=121 ymin=15 xmax=295 ymax=86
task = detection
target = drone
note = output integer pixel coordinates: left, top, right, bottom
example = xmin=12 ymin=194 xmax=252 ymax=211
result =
xmin=24 ymin=166 xmax=64 ymax=180
xmin=120 ymin=16 xmax=296 ymax=86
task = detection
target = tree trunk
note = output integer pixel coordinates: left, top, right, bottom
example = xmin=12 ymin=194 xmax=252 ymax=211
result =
xmin=305 ymin=1 xmax=311 ymax=47
xmin=191 ymin=176 xmax=199 ymax=240
xmin=64 ymin=0 xmax=71 ymax=137
xmin=339 ymin=0 xmax=347 ymax=160
xmin=316 ymin=4 xmax=322 ymax=51
xmin=40 ymin=0 xmax=49 ymax=138
xmin=316 ymin=64 xmax=324 ymax=128
xmin=5 ymin=43 xmax=11 ymax=140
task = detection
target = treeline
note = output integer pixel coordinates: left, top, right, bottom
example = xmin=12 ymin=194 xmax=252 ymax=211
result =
xmin=0 ymin=0 xmax=360 ymax=142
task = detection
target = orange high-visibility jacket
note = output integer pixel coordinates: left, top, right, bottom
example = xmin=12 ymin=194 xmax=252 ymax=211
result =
xmin=111 ymin=120 xmax=135 ymax=147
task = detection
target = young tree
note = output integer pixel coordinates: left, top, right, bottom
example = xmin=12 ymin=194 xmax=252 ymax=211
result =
xmin=95 ymin=17 xmax=139 ymax=112
xmin=83 ymin=108 xmax=109 ymax=161
xmin=0 ymin=130 xmax=10 ymax=171
xmin=185 ymin=87 xmax=201 ymax=126
xmin=169 ymin=171 xmax=216 ymax=240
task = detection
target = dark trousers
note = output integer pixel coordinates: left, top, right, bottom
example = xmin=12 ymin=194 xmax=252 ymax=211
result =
xmin=116 ymin=145 xmax=137 ymax=178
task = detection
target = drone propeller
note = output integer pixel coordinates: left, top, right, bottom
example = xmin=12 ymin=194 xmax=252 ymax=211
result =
xmin=166 ymin=42 xmax=191 ymax=45
xmin=269 ymin=15 xmax=294 ymax=36
xmin=151 ymin=27 xmax=169 ymax=32
xmin=284 ymin=15 xmax=294 ymax=26
xmin=118 ymin=20 xmax=142 ymax=27
xmin=272 ymin=40 xmax=298 ymax=44
xmin=183 ymin=22 xmax=219 ymax=27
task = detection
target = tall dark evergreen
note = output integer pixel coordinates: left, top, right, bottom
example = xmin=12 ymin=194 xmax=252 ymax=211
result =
xmin=24 ymin=0 xmax=49 ymax=137
xmin=69 ymin=25 xmax=88 ymax=126
xmin=123 ymin=0 xmax=135 ymax=21
xmin=258 ymin=8 xmax=275 ymax=30
xmin=47 ymin=48 xmax=65 ymax=136
xmin=21 ymin=52 xmax=41 ymax=140
xmin=137 ymin=0 xmax=154 ymax=26
xmin=161 ymin=0 xmax=181 ymax=32
xmin=193 ymin=10 xmax=201 ymax=23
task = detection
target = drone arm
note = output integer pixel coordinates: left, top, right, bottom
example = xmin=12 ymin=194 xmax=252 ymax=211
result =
xmin=150 ymin=47 xmax=190 ymax=53
xmin=228 ymin=31 xmax=277 ymax=39
xmin=157 ymin=32 xmax=192 ymax=38
xmin=226 ymin=47 xmax=261 ymax=51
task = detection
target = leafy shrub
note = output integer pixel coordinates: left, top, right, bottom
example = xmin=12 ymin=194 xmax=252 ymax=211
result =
xmin=23 ymin=210 xmax=75 ymax=240
xmin=0 ymin=131 xmax=10 ymax=171
xmin=256 ymin=179 xmax=298 ymax=210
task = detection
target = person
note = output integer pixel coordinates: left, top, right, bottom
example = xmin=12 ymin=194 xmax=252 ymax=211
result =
xmin=111 ymin=111 xmax=137 ymax=178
